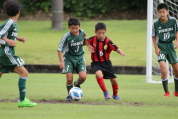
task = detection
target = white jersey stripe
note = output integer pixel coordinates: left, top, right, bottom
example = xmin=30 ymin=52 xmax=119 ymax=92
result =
xmin=0 ymin=19 xmax=13 ymax=37
xmin=4 ymin=46 xmax=19 ymax=66
xmin=58 ymin=32 xmax=70 ymax=51
xmin=0 ymin=39 xmax=6 ymax=45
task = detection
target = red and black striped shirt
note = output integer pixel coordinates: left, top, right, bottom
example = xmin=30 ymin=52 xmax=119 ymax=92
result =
xmin=87 ymin=36 xmax=118 ymax=62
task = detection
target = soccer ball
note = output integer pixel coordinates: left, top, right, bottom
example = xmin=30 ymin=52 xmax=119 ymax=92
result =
xmin=69 ymin=87 xmax=83 ymax=101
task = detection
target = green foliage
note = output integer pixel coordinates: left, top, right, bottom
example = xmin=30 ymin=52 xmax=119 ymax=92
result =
xmin=0 ymin=0 xmax=147 ymax=18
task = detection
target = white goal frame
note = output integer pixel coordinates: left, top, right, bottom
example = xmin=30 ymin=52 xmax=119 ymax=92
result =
xmin=146 ymin=0 xmax=178 ymax=83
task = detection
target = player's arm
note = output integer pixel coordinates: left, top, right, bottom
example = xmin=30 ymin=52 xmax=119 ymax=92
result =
xmin=174 ymin=32 xmax=178 ymax=49
xmin=57 ymin=51 xmax=64 ymax=69
xmin=84 ymin=39 xmax=95 ymax=53
xmin=116 ymin=48 xmax=126 ymax=56
xmin=152 ymin=36 xmax=160 ymax=55
xmin=2 ymin=37 xmax=16 ymax=47
xmin=17 ymin=37 xmax=26 ymax=43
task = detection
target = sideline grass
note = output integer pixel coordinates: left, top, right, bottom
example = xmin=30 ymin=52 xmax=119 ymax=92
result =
xmin=0 ymin=73 xmax=178 ymax=119
xmin=0 ymin=20 xmax=146 ymax=66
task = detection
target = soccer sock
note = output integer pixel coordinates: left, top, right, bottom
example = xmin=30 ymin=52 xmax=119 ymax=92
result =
xmin=75 ymin=78 xmax=84 ymax=86
xmin=18 ymin=77 xmax=27 ymax=101
xmin=66 ymin=84 xmax=73 ymax=94
xmin=162 ymin=78 xmax=169 ymax=93
xmin=174 ymin=77 xmax=178 ymax=92
xmin=96 ymin=77 xmax=107 ymax=92
xmin=112 ymin=84 xmax=119 ymax=96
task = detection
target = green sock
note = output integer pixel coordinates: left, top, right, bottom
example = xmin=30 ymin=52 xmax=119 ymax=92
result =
xmin=66 ymin=84 xmax=73 ymax=94
xmin=174 ymin=78 xmax=178 ymax=92
xmin=162 ymin=79 xmax=168 ymax=92
xmin=75 ymin=78 xmax=84 ymax=86
xmin=18 ymin=77 xmax=27 ymax=101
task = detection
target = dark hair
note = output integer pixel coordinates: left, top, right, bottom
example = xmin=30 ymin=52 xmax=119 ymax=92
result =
xmin=95 ymin=22 xmax=106 ymax=31
xmin=68 ymin=17 xmax=80 ymax=27
xmin=157 ymin=3 xmax=168 ymax=11
xmin=3 ymin=0 xmax=21 ymax=17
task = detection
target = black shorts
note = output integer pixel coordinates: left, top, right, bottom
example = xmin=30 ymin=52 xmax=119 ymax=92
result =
xmin=91 ymin=60 xmax=117 ymax=79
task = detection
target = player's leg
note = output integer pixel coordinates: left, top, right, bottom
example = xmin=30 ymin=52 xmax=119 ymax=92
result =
xmin=171 ymin=63 xmax=178 ymax=96
xmin=110 ymin=78 xmax=120 ymax=100
xmin=14 ymin=66 xmax=37 ymax=107
xmin=159 ymin=61 xmax=169 ymax=97
xmin=95 ymin=70 xmax=110 ymax=99
xmin=0 ymin=72 xmax=3 ymax=78
xmin=73 ymin=56 xmax=87 ymax=88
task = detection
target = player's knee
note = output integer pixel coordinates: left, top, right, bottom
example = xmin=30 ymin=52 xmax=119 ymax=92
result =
xmin=161 ymin=69 xmax=167 ymax=75
xmin=21 ymin=70 xmax=28 ymax=77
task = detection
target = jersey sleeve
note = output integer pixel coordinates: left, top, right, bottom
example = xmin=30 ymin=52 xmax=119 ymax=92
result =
xmin=108 ymin=40 xmax=118 ymax=51
xmin=0 ymin=19 xmax=14 ymax=39
xmin=152 ymin=23 xmax=156 ymax=37
xmin=176 ymin=19 xmax=178 ymax=32
xmin=57 ymin=33 xmax=68 ymax=52
xmin=87 ymin=38 xmax=92 ymax=46
xmin=0 ymin=38 xmax=6 ymax=45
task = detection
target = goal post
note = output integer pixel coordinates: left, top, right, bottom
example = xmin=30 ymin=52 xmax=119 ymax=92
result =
xmin=146 ymin=0 xmax=178 ymax=83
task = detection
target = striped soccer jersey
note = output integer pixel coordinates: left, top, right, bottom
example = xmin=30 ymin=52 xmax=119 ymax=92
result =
xmin=87 ymin=36 xmax=118 ymax=62
xmin=57 ymin=29 xmax=85 ymax=56
xmin=152 ymin=16 xmax=178 ymax=43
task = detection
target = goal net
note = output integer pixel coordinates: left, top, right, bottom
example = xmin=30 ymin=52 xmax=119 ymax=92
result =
xmin=146 ymin=0 xmax=178 ymax=83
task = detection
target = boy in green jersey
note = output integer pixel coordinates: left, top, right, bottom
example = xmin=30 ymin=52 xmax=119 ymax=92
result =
xmin=57 ymin=17 xmax=93 ymax=101
xmin=0 ymin=0 xmax=37 ymax=107
xmin=152 ymin=3 xmax=178 ymax=97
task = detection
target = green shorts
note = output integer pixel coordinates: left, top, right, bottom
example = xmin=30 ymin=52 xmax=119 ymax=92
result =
xmin=62 ymin=54 xmax=86 ymax=73
xmin=0 ymin=46 xmax=25 ymax=73
xmin=157 ymin=42 xmax=178 ymax=64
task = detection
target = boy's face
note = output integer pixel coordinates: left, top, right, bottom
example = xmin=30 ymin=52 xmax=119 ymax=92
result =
xmin=95 ymin=29 xmax=106 ymax=41
xmin=158 ymin=8 xmax=169 ymax=20
xmin=68 ymin=25 xmax=80 ymax=36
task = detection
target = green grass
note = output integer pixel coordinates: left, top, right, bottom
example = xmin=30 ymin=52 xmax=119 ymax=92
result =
xmin=0 ymin=20 xmax=146 ymax=66
xmin=0 ymin=73 xmax=178 ymax=119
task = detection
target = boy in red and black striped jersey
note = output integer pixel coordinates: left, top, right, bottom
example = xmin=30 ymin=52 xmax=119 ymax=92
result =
xmin=87 ymin=22 xmax=126 ymax=100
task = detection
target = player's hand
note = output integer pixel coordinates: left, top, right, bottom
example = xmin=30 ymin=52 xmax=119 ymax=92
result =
xmin=59 ymin=61 xmax=64 ymax=69
xmin=117 ymin=49 xmax=126 ymax=56
xmin=88 ymin=45 xmax=95 ymax=53
xmin=155 ymin=48 xmax=160 ymax=55
xmin=17 ymin=37 xmax=26 ymax=43
xmin=174 ymin=41 xmax=178 ymax=49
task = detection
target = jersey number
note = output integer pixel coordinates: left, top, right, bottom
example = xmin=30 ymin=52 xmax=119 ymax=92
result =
xmin=74 ymin=46 xmax=79 ymax=52
xmin=163 ymin=32 xmax=170 ymax=40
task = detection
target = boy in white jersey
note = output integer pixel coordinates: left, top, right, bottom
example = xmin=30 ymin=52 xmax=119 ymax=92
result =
xmin=0 ymin=0 xmax=37 ymax=107
xmin=152 ymin=3 xmax=178 ymax=97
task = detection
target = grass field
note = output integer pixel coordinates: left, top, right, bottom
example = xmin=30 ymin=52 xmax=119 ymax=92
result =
xmin=0 ymin=73 xmax=178 ymax=119
xmin=0 ymin=20 xmax=146 ymax=66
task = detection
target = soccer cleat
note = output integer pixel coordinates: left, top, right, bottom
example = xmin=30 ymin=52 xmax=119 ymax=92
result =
xmin=103 ymin=91 xmax=111 ymax=99
xmin=173 ymin=92 xmax=178 ymax=97
xmin=17 ymin=98 xmax=37 ymax=107
xmin=65 ymin=96 xmax=72 ymax=101
xmin=113 ymin=95 xmax=121 ymax=100
xmin=163 ymin=92 xmax=170 ymax=97
xmin=74 ymin=81 xmax=81 ymax=89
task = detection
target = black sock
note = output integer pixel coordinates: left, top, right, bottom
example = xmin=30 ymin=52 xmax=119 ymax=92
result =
xmin=66 ymin=84 xmax=73 ymax=94
xmin=174 ymin=78 xmax=178 ymax=92
xmin=162 ymin=79 xmax=169 ymax=92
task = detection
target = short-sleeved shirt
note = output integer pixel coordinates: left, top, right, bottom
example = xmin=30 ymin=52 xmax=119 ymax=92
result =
xmin=152 ymin=16 xmax=178 ymax=43
xmin=87 ymin=36 xmax=118 ymax=62
xmin=0 ymin=19 xmax=24 ymax=73
xmin=57 ymin=29 xmax=85 ymax=57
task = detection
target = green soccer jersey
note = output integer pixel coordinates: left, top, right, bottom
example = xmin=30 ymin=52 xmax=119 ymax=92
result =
xmin=152 ymin=16 xmax=178 ymax=43
xmin=0 ymin=18 xmax=18 ymax=46
xmin=57 ymin=29 xmax=85 ymax=56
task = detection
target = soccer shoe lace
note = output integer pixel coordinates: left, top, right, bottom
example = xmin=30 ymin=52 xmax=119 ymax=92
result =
xmin=17 ymin=98 xmax=37 ymax=107
xmin=173 ymin=92 xmax=178 ymax=97
xmin=163 ymin=92 xmax=170 ymax=97
xmin=103 ymin=91 xmax=111 ymax=99
xmin=113 ymin=95 xmax=121 ymax=100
